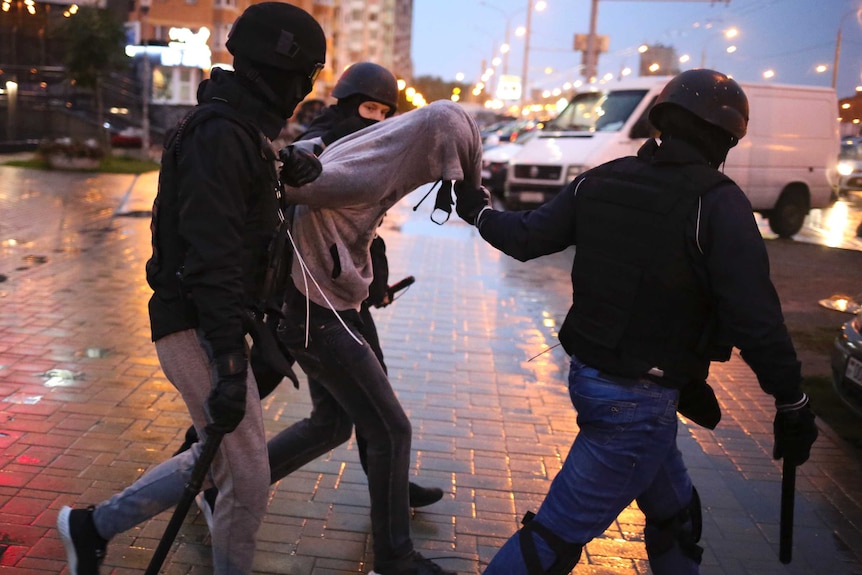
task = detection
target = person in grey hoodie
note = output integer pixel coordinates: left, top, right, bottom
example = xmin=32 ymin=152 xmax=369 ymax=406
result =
xmin=272 ymin=99 xmax=482 ymax=575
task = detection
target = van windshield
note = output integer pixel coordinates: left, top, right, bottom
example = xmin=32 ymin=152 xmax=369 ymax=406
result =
xmin=546 ymin=89 xmax=648 ymax=133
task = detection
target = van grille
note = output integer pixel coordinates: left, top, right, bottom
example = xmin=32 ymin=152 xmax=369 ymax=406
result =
xmin=513 ymin=164 xmax=562 ymax=181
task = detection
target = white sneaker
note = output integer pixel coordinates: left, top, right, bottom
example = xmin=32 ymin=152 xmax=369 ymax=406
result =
xmin=195 ymin=491 xmax=214 ymax=532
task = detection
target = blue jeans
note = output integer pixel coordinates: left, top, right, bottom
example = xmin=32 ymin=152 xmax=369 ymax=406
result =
xmin=271 ymin=297 xmax=414 ymax=568
xmin=484 ymin=356 xmax=699 ymax=575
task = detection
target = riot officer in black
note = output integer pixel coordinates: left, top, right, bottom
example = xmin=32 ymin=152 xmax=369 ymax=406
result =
xmin=454 ymin=69 xmax=819 ymax=575
xmin=56 ymin=4 xmax=325 ymax=575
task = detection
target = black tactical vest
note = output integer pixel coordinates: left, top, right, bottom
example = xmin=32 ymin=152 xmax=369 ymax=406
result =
xmin=558 ymin=156 xmax=731 ymax=387
xmin=146 ymin=102 xmax=280 ymax=341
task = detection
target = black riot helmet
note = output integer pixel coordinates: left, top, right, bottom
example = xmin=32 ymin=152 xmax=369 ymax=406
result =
xmin=226 ymin=2 xmax=325 ymax=81
xmin=332 ymin=62 xmax=398 ymax=117
xmin=649 ymin=69 xmax=749 ymax=141
xmin=226 ymin=2 xmax=326 ymax=118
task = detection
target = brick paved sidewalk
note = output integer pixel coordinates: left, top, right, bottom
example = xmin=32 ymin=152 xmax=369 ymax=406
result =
xmin=0 ymin=167 xmax=860 ymax=574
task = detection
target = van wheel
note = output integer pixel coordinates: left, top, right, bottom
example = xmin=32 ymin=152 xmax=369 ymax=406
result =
xmin=768 ymin=187 xmax=808 ymax=238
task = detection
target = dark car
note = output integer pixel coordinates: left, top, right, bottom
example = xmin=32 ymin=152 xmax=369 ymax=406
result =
xmin=481 ymin=130 xmax=537 ymax=198
xmin=837 ymin=137 xmax=862 ymax=197
xmin=831 ymin=305 xmax=862 ymax=416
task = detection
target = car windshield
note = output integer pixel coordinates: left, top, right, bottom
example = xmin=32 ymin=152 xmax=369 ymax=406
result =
xmin=545 ymin=89 xmax=648 ymax=133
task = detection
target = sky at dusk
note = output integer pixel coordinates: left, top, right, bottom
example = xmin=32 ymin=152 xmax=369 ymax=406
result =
xmin=412 ymin=0 xmax=862 ymax=99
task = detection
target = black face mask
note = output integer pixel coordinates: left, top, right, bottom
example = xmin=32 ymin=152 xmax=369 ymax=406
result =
xmin=335 ymin=95 xmax=383 ymax=128
xmin=235 ymin=56 xmax=311 ymax=119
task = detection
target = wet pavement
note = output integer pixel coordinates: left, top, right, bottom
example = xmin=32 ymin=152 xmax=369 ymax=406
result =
xmin=0 ymin=164 xmax=861 ymax=575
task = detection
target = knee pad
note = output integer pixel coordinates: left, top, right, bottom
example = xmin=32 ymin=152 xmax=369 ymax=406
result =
xmin=518 ymin=511 xmax=583 ymax=575
xmin=644 ymin=487 xmax=703 ymax=564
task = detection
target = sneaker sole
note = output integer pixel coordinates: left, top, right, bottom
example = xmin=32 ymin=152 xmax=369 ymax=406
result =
xmin=57 ymin=506 xmax=80 ymax=575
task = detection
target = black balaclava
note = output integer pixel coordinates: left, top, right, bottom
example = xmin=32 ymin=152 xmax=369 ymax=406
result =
xmin=659 ymin=106 xmax=737 ymax=169
xmin=234 ymin=54 xmax=309 ymax=119
xmin=335 ymin=94 xmax=384 ymax=128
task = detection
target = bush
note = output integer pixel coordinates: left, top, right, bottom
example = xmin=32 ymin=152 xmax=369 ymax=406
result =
xmin=36 ymin=137 xmax=105 ymax=160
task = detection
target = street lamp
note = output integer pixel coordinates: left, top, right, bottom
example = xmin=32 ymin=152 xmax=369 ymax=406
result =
xmin=480 ymin=2 xmax=515 ymax=77
xmin=700 ymin=27 xmax=738 ymax=68
xmin=140 ymin=0 xmax=151 ymax=157
xmin=520 ymin=0 xmax=546 ymax=109
xmin=833 ymin=8 xmax=862 ymax=90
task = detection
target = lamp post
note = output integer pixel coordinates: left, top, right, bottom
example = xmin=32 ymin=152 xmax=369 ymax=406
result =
xmin=140 ymin=0 xmax=151 ymax=157
xmin=520 ymin=1 xmax=546 ymax=108
xmin=479 ymin=2 xmax=515 ymax=76
xmin=834 ymin=8 xmax=862 ymax=90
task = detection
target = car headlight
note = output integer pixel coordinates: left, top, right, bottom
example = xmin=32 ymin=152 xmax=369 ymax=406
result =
xmin=837 ymin=161 xmax=854 ymax=176
xmin=566 ymin=165 xmax=585 ymax=181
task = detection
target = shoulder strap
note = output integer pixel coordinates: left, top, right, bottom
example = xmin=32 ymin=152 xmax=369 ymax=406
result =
xmin=171 ymin=101 xmax=272 ymax=163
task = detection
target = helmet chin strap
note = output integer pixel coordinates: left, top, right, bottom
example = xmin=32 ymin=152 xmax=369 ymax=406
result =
xmin=241 ymin=66 xmax=302 ymax=119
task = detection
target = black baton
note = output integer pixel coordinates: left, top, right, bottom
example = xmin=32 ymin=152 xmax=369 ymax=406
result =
xmin=779 ymin=457 xmax=796 ymax=564
xmin=145 ymin=431 xmax=224 ymax=575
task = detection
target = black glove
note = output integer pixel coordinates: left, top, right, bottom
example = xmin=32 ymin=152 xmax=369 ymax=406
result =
xmin=279 ymin=142 xmax=322 ymax=187
xmin=454 ymin=181 xmax=491 ymax=225
xmin=206 ymin=352 xmax=248 ymax=435
xmin=773 ymin=393 xmax=818 ymax=466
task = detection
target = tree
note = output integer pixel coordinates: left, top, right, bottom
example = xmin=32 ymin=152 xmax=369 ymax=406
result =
xmin=53 ymin=7 xmax=129 ymax=149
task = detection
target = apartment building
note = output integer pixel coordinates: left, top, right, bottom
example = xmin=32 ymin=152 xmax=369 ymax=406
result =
xmin=330 ymin=0 xmax=413 ymax=85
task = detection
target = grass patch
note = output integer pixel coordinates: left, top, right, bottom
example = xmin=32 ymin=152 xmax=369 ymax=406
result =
xmin=3 ymin=154 xmax=160 ymax=174
xmin=788 ymin=325 xmax=840 ymax=354
xmin=802 ymin=375 xmax=862 ymax=453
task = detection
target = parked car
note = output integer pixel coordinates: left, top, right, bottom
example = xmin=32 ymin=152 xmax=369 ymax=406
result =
xmin=482 ymin=119 xmax=537 ymax=149
xmin=836 ymin=136 xmax=862 ymax=197
xmin=481 ymin=130 xmax=537 ymax=198
xmin=110 ymin=127 xmax=143 ymax=148
xmin=831 ymin=305 xmax=862 ymax=416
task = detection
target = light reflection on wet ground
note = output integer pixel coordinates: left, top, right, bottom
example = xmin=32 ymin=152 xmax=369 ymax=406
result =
xmin=0 ymin=169 xmax=860 ymax=572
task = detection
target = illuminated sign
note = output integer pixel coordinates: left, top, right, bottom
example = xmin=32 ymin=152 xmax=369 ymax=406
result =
xmin=125 ymin=26 xmax=212 ymax=69
xmin=496 ymin=74 xmax=522 ymax=101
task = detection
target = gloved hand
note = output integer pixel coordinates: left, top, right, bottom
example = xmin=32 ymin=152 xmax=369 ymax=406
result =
xmin=279 ymin=142 xmax=322 ymax=187
xmin=773 ymin=393 xmax=818 ymax=466
xmin=454 ymin=181 xmax=491 ymax=225
xmin=206 ymin=352 xmax=248 ymax=435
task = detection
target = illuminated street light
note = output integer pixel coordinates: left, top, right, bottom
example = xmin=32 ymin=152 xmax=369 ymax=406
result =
xmin=700 ymin=27 xmax=739 ymax=68
xmin=520 ymin=0 xmax=547 ymax=108
xmin=763 ymin=69 xmax=775 ymax=79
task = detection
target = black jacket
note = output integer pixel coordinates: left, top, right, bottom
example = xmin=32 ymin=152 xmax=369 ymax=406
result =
xmin=146 ymin=68 xmax=285 ymax=357
xmin=477 ymin=138 xmax=803 ymax=404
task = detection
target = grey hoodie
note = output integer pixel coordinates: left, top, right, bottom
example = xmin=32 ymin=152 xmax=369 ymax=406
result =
xmin=282 ymin=100 xmax=483 ymax=311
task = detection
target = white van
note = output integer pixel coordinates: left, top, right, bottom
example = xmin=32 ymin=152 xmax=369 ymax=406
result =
xmin=504 ymin=75 xmax=840 ymax=237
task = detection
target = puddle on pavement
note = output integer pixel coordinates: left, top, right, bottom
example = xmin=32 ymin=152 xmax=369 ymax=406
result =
xmin=3 ymin=394 xmax=43 ymax=405
xmin=36 ymin=368 xmax=82 ymax=387
xmin=22 ymin=255 xmax=48 ymax=265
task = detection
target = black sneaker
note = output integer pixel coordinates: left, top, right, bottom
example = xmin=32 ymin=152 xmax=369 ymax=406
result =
xmin=369 ymin=551 xmax=456 ymax=575
xmin=408 ymin=482 xmax=444 ymax=508
xmin=57 ymin=505 xmax=108 ymax=575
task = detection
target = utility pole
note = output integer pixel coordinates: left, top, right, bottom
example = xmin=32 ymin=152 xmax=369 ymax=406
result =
xmin=520 ymin=0 xmax=532 ymax=108
xmin=585 ymin=0 xmax=599 ymax=82
xmin=140 ymin=0 xmax=151 ymax=158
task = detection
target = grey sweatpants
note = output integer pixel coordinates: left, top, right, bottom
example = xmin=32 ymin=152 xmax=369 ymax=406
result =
xmin=92 ymin=329 xmax=269 ymax=575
